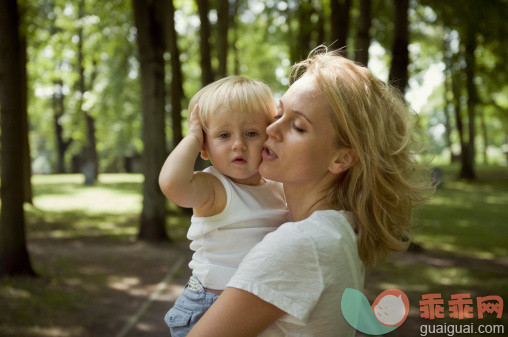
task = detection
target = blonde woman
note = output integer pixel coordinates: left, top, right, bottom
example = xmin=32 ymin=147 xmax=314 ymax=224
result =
xmin=187 ymin=50 xmax=432 ymax=337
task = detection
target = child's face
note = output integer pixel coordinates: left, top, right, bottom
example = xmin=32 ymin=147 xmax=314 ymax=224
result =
xmin=203 ymin=107 xmax=269 ymax=185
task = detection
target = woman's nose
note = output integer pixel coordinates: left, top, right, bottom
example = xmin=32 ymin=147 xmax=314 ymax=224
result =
xmin=266 ymin=119 xmax=282 ymax=141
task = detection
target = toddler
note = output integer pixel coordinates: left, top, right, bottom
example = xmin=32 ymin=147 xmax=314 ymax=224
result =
xmin=158 ymin=76 xmax=288 ymax=337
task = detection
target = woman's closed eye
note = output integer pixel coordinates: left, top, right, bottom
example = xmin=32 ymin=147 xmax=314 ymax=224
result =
xmin=274 ymin=110 xmax=306 ymax=133
xmin=292 ymin=124 xmax=305 ymax=133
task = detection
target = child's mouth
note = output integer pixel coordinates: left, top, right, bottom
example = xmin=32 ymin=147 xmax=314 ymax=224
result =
xmin=233 ymin=156 xmax=246 ymax=164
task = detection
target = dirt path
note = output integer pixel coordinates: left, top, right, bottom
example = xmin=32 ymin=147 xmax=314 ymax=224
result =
xmin=21 ymin=239 xmax=193 ymax=337
xmin=17 ymin=239 xmax=505 ymax=337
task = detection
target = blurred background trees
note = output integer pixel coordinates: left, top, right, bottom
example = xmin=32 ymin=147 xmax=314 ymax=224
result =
xmin=1 ymin=0 xmax=507 ymax=276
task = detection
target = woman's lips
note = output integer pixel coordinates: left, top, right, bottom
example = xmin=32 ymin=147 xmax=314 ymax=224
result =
xmin=262 ymin=146 xmax=278 ymax=161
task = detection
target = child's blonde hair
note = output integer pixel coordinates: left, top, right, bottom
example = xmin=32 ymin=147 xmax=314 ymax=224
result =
xmin=291 ymin=48 xmax=434 ymax=267
xmin=188 ymin=76 xmax=276 ymax=132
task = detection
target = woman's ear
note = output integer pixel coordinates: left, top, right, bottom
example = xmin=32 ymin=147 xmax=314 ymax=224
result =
xmin=329 ymin=148 xmax=358 ymax=175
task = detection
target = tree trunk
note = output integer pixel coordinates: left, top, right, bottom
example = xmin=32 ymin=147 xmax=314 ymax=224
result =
xmin=133 ymin=0 xmax=169 ymax=241
xmin=0 ymin=0 xmax=36 ymax=277
xmin=232 ymin=0 xmax=240 ymax=75
xmin=77 ymin=0 xmax=99 ymax=185
xmin=316 ymin=10 xmax=325 ymax=46
xmin=451 ymin=71 xmax=467 ymax=165
xmin=293 ymin=0 xmax=314 ymax=64
xmin=19 ymin=34 xmax=32 ymax=204
xmin=388 ymin=0 xmax=409 ymax=95
xmin=166 ymin=0 xmax=184 ymax=147
xmin=285 ymin=3 xmax=297 ymax=66
xmin=480 ymin=109 xmax=488 ymax=165
xmin=49 ymin=2 xmax=71 ymax=173
xmin=53 ymin=79 xmax=72 ymax=173
xmin=459 ymin=27 xmax=477 ymax=180
xmin=330 ymin=0 xmax=352 ymax=55
xmin=217 ymin=0 xmax=229 ymax=78
xmin=196 ymin=0 xmax=214 ymax=85
xmin=354 ymin=0 xmax=371 ymax=66
xmin=443 ymin=34 xmax=454 ymax=163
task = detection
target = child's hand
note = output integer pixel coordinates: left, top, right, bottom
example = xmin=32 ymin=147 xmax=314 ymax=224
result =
xmin=187 ymin=105 xmax=204 ymax=145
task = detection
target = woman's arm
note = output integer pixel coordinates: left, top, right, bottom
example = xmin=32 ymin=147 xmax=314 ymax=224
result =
xmin=188 ymin=287 xmax=285 ymax=337
xmin=158 ymin=106 xmax=223 ymax=212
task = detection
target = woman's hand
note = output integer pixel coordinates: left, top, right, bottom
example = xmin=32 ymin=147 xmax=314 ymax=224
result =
xmin=187 ymin=105 xmax=204 ymax=146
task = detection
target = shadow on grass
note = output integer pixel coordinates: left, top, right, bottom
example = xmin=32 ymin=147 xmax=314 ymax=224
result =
xmin=363 ymin=250 xmax=508 ymax=337
xmin=26 ymin=207 xmax=190 ymax=243
xmin=413 ymin=172 xmax=508 ymax=258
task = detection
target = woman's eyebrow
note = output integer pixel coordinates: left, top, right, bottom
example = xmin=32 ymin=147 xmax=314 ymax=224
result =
xmin=279 ymin=100 xmax=312 ymax=124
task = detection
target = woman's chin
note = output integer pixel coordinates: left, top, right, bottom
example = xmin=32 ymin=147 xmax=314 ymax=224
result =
xmin=259 ymin=161 xmax=278 ymax=181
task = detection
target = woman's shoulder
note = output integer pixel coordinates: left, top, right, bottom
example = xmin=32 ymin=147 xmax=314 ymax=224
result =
xmin=301 ymin=210 xmax=357 ymax=242
xmin=261 ymin=210 xmax=353 ymax=244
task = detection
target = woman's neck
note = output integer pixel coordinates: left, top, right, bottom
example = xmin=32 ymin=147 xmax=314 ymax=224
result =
xmin=284 ymin=183 xmax=339 ymax=222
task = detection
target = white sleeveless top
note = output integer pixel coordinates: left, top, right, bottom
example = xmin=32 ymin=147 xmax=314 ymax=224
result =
xmin=187 ymin=166 xmax=288 ymax=290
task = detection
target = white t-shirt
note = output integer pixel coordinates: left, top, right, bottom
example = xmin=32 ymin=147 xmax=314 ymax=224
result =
xmin=227 ymin=210 xmax=364 ymax=337
xmin=188 ymin=166 xmax=288 ymax=290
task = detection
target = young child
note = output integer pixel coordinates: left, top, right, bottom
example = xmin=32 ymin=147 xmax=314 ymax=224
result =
xmin=158 ymin=76 xmax=288 ymax=337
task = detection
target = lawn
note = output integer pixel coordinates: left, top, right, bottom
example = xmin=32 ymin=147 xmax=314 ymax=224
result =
xmin=1 ymin=166 xmax=507 ymax=336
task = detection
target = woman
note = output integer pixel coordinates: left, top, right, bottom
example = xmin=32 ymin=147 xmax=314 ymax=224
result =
xmin=187 ymin=49 xmax=432 ymax=337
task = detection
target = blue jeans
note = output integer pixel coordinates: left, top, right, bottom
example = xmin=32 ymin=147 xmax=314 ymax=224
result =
xmin=164 ymin=276 xmax=220 ymax=337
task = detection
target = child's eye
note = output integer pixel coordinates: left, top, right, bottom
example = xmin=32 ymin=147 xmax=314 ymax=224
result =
xmin=246 ymin=131 xmax=257 ymax=137
xmin=218 ymin=133 xmax=230 ymax=139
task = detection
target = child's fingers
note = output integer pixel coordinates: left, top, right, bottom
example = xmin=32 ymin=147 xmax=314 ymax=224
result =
xmin=189 ymin=105 xmax=201 ymax=126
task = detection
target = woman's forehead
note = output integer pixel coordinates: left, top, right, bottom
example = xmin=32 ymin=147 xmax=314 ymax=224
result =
xmin=282 ymin=74 xmax=330 ymax=116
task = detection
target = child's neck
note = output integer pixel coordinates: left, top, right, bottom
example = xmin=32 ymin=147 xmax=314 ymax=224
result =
xmin=229 ymin=173 xmax=265 ymax=186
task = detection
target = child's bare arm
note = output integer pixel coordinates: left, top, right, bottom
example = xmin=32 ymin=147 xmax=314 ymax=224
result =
xmin=158 ymin=106 xmax=223 ymax=212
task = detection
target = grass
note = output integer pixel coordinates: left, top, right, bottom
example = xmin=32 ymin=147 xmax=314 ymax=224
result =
xmin=413 ymin=165 xmax=508 ymax=258
xmin=26 ymin=173 xmax=190 ymax=241
xmin=1 ymin=167 xmax=507 ymax=336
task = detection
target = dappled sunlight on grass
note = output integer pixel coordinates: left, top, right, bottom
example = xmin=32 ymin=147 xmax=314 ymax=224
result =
xmin=26 ymin=173 xmax=190 ymax=242
xmin=26 ymin=207 xmax=139 ymax=241
xmin=107 ymin=276 xmax=150 ymax=297
xmin=31 ymin=174 xmax=143 ymax=214
xmin=369 ymin=257 xmax=508 ymax=300
xmin=0 ymin=326 xmax=83 ymax=337
xmin=33 ymin=185 xmax=142 ymax=214
xmin=413 ymin=169 xmax=508 ymax=259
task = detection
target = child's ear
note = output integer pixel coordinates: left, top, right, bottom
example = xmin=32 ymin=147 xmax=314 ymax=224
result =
xmin=329 ymin=147 xmax=357 ymax=175
xmin=200 ymin=145 xmax=209 ymax=160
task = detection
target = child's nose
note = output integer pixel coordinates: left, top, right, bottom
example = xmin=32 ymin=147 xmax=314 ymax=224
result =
xmin=232 ymin=137 xmax=246 ymax=151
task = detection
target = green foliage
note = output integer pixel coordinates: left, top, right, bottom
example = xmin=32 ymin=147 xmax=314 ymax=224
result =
xmin=22 ymin=0 xmax=508 ymax=173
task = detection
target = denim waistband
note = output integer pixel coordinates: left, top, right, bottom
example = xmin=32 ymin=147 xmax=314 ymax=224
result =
xmin=187 ymin=276 xmax=205 ymax=293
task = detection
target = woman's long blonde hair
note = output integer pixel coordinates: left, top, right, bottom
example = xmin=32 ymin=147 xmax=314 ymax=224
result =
xmin=291 ymin=48 xmax=433 ymax=267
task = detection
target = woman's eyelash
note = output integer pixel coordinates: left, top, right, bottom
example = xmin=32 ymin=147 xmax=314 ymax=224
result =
xmin=292 ymin=124 xmax=305 ymax=133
